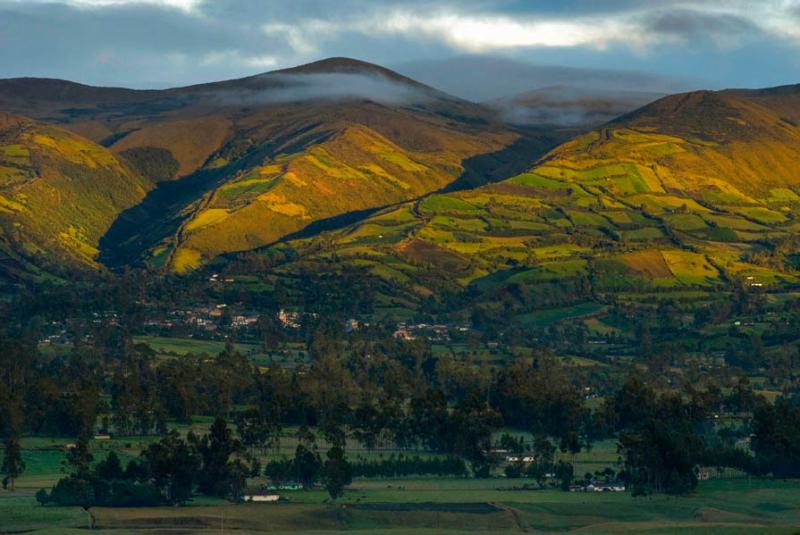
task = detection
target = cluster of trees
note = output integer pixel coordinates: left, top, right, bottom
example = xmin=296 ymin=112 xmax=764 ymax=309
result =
xmin=38 ymin=418 xmax=252 ymax=506
xmin=605 ymin=377 xmax=800 ymax=496
xmin=263 ymin=427 xmax=352 ymax=499
xmin=3 ymin=308 xmax=800 ymax=499
xmin=37 ymin=418 xmax=356 ymax=506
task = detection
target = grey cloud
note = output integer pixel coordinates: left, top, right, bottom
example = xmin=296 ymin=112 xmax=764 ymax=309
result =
xmin=0 ymin=0 xmax=799 ymax=92
xmin=211 ymin=72 xmax=434 ymax=106
xmin=0 ymin=1 xmax=295 ymax=87
xmin=488 ymin=86 xmax=664 ymax=127
xmin=644 ymin=8 xmax=760 ymax=44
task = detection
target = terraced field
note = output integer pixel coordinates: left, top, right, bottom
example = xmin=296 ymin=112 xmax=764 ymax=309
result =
xmin=164 ymin=124 xmax=515 ymax=272
xmin=269 ymin=90 xmax=800 ymax=300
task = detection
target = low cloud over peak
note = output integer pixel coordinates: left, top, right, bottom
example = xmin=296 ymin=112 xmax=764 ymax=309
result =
xmin=211 ymin=71 xmax=435 ymax=107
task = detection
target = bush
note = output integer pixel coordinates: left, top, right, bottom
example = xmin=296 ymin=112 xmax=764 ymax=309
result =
xmin=35 ymin=489 xmax=49 ymax=506
xmin=48 ymin=477 xmax=95 ymax=507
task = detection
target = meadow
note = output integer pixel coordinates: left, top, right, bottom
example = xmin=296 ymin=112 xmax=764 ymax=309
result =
xmin=7 ymin=423 xmax=799 ymax=534
xmin=4 ymin=478 xmax=800 ymax=533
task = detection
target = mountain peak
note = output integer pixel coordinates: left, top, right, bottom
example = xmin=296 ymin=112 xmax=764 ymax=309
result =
xmin=272 ymin=57 xmax=423 ymax=86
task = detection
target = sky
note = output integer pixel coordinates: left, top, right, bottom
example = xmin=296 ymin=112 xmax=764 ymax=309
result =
xmin=1 ymin=0 xmax=799 ymax=96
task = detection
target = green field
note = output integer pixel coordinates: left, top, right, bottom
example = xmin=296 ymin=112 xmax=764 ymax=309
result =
xmin=7 ymin=431 xmax=800 ymax=533
xmin=131 ymin=336 xmax=308 ymax=367
xmin=4 ymin=478 xmax=800 ymax=533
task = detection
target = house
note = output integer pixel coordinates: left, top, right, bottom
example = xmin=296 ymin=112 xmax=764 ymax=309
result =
xmin=266 ymin=482 xmax=303 ymax=491
xmin=243 ymin=493 xmax=280 ymax=503
xmin=277 ymin=309 xmax=301 ymax=329
xmin=505 ymin=455 xmax=535 ymax=464
xmin=584 ymin=482 xmax=626 ymax=492
xmin=393 ymin=324 xmax=415 ymax=341
xmin=232 ymin=315 xmax=259 ymax=329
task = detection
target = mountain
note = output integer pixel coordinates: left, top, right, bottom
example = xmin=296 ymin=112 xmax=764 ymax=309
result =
xmin=0 ymin=113 xmax=151 ymax=280
xmin=488 ymin=86 xmax=663 ymax=127
xmin=239 ymin=84 xmax=800 ymax=312
xmin=0 ymin=58 xmax=563 ymax=274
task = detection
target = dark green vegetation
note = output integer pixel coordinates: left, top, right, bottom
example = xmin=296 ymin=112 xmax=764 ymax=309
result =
xmin=2 ymin=309 xmax=800 ymax=532
xmin=2 ymin=60 xmax=800 ymax=533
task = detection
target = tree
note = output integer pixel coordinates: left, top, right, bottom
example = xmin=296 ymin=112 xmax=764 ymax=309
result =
xmin=2 ymin=436 xmax=25 ymax=491
xmin=618 ymin=418 xmax=699 ymax=496
xmin=35 ymin=488 xmax=49 ymax=505
xmin=95 ymin=451 xmax=123 ymax=481
xmin=64 ymin=437 xmax=93 ymax=478
xmin=528 ymin=435 xmax=556 ymax=488
xmin=293 ymin=443 xmax=321 ymax=489
xmin=192 ymin=417 xmax=245 ymax=499
xmin=559 ymin=431 xmax=581 ymax=464
xmin=449 ymin=390 xmax=503 ymax=477
xmin=322 ymin=445 xmax=352 ymax=500
xmin=554 ymin=460 xmax=574 ymax=491
xmin=47 ymin=476 xmax=94 ymax=507
xmin=141 ymin=430 xmax=200 ymax=504
xmin=264 ymin=458 xmax=293 ymax=488
xmin=751 ymin=398 xmax=800 ymax=478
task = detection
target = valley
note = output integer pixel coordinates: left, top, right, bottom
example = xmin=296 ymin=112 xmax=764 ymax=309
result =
xmin=2 ymin=54 xmax=800 ymax=535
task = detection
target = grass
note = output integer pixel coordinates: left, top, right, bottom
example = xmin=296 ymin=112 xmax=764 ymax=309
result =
xmin=6 ymin=479 xmax=800 ymax=533
xmin=518 ymin=302 xmax=606 ymax=327
xmin=6 ymin=424 xmax=800 ymax=534
xmin=133 ymin=335 xmax=259 ymax=357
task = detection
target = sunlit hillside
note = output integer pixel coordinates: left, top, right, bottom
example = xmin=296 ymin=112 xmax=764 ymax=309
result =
xmin=164 ymin=123 xmax=515 ymax=272
xmin=256 ymin=88 xmax=800 ymax=307
xmin=0 ymin=113 xmax=150 ymax=279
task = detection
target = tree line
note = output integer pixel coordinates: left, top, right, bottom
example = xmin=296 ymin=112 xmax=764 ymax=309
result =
xmin=2 ymin=323 xmax=800 ymax=499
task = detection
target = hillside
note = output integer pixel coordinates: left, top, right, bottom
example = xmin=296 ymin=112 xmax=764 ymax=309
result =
xmin=0 ymin=58 xmax=514 ymax=178
xmin=231 ymin=86 xmax=800 ymax=316
xmin=0 ymin=113 xmax=151 ymax=280
xmin=0 ymin=59 xmax=566 ymax=273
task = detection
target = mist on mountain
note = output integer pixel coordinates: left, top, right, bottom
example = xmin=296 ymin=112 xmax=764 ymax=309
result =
xmin=208 ymin=72 xmax=435 ymax=107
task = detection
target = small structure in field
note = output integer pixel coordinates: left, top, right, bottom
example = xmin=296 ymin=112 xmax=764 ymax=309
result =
xmin=243 ymin=492 xmax=280 ymax=503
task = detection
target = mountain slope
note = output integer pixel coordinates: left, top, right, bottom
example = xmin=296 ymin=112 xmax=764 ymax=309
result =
xmin=246 ymin=86 xmax=800 ymax=306
xmin=0 ymin=58 xmax=564 ymax=273
xmin=0 ymin=58 xmax=509 ymax=178
xmin=0 ymin=113 xmax=151 ymax=279
xmin=167 ymin=121 xmax=515 ymax=272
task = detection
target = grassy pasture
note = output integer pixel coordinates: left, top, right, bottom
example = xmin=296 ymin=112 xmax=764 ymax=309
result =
xmin=518 ymin=302 xmax=606 ymax=327
xmin=6 ymin=479 xmax=800 ymax=533
xmin=132 ymin=336 xmax=260 ymax=357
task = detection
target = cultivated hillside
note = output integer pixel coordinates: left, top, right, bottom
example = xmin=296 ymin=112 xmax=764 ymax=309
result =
xmin=32 ymin=58 xmax=554 ymax=272
xmin=250 ymin=86 xmax=800 ymax=306
xmin=0 ymin=113 xmax=151 ymax=279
